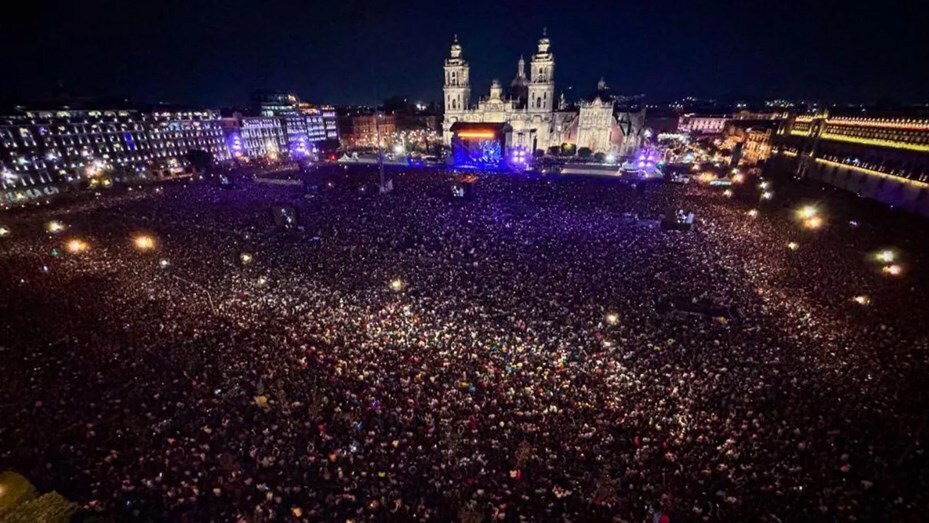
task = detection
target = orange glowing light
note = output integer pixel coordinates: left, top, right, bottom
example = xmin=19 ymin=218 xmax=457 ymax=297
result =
xmin=456 ymin=131 xmax=496 ymax=139
xmin=66 ymin=239 xmax=88 ymax=253
xmin=133 ymin=235 xmax=156 ymax=251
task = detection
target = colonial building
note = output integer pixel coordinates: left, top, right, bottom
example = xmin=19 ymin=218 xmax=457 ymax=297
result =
xmin=768 ymin=110 xmax=929 ymax=218
xmin=441 ymin=31 xmax=644 ymax=156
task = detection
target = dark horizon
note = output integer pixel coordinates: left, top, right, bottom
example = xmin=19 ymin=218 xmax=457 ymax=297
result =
xmin=3 ymin=0 xmax=928 ymax=108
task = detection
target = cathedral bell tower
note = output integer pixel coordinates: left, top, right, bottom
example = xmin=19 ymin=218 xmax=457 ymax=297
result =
xmin=443 ymin=35 xmax=470 ymax=115
xmin=527 ymin=28 xmax=555 ymax=114
xmin=442 ymin=35 xmax=471 ymax=144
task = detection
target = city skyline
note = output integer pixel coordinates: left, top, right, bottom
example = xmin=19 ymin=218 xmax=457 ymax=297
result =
xmin=4 ymin=0 xmax=928 ymax=107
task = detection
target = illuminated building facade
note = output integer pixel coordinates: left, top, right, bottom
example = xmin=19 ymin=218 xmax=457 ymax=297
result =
xmin=720 ymin=119 xmax=780 ymax=166
xmin=1 ymin=106 xmax=229 ymax=205
xmin=768 ymin=111 xmax=929 ymax=217
xmin=342 ymin=113 xmax=397 ymax=147
xmin=252 ymin=91 xmax=340 ymax=155
xmin=678 ymin=114 xmax=729 ymax=134
xmin=441 ymin=32 xmax=644 ymax=156
xmin=679 ymin=111 xmax=784 ymax=135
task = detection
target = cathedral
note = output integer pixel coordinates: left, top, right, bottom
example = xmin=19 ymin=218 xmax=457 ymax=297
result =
xmin=442 ymin=30 xmax=645 ymax=156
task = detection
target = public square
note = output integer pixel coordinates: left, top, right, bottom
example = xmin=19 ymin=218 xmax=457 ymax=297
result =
xmin=1 ymin=167 xmax=927 ymax=521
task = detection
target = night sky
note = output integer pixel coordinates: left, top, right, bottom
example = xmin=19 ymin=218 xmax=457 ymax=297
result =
xmin=3 ymin=0 xmax=927 ymax=107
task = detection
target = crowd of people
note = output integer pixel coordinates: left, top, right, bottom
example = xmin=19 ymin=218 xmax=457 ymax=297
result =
xmin=1 ymin=165 xmax=927 ymax=522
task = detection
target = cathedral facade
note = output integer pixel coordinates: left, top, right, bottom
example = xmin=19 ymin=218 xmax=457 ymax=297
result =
xmin=442 ymin=31 xmax=645 ymax=156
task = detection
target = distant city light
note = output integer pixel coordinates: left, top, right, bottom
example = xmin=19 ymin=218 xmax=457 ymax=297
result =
xmin=761 ymin=191 xmax=773 ymax=200
xmin=747 ymin=209 xmax=759 ymax=218
xmin=787 ymin=241 xmax=799 ymax=250
xmin=159 ymin=258 xmax=171 ymax=269
xmin=257 ymin=276 xmax=268 ymax=285
xmin=605 ymin=313 xmax=619 ymax=325
xmin=723 ymin=189 xmax=733 ymax=198
xmin=731 ymin=173 xmax=745 ymax=184
xmin=389 ymin=279 xmax=404 ymax=292
xmin=0 ymin=225 xmax=10 ymax=237
xmin=852 ymin=295 xmax=871 ymax=305
xmin=240 ymin=252 xmax=254 ymax=265
xmin=759 ymin=181 xmax=769 ymax=190
xmin=133 ymin=235 xmax=156 ymax=251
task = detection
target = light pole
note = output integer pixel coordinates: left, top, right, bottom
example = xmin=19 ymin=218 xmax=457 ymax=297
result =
xmin=173 ymin=274 xmax=217 ymax=314
xmin=375 ymin=111 xmax=386 ymax=191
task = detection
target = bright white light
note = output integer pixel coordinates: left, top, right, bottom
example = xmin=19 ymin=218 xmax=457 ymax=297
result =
xmin=240 ymin=252 xmax=254 ymax=264
xmin=158 ymin=258 xmax=170 ymax=268
xmin=852 ymin=295 xmax=871 ymax=305
xmin=747 ymin=209 xmax=759 ymax=218
xmin=389 ymin=279 xmax=404 ymax=292
xmin=761 ymin=191 xmax=773 ymax=200
xmin=787 ymin=241 xmax=799 ymax=251
xmin=0 ymin=226 xmax=9 ymax=237
xmin=257 ymin=276 xmax=268 ymax=285
xmin=723 ymin=189 xmax=733 ymax=198
xmin=605 ymin=313 xmax=619 ymax=325
xmin=393 ymin=144 xmax=405 ymax=155
xmin=882 ymin=264 xmax=902 ymax=276
xmin=46 ymin=220 xmax=65 ymax=233
xmin=876 ymin=250 xmax=895 ymax=263
xmin=798 ymin=206 xmax=817 ymax=219
xmin=759 ymin=181 xmax=769 ymax=190
xmin=605 ymin=153 xmax=616 ymax=163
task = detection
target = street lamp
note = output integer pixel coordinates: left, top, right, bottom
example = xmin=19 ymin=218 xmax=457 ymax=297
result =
xmin=798 ymin=206 xmax=817 ymax=220
xmin=882 ymin=264 xmax=903 ymax=276
xmin=66 ymin=239 xmax=88 ymax=253
xmin=133 ymin=234 xmax=156 ymax=251
xmin=803 ymin=216 xmax=823 ymax=230
xmin=875 ymin=250 xmax=896 ymax=263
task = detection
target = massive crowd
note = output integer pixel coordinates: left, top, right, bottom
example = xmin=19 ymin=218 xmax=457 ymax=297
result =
xmin=1 ymin=166 xmax=927 ymax=522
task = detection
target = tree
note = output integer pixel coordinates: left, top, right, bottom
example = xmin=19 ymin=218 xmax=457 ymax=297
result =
xmin=533 ymin=149 xmax=545 ymax=158
xmin=594 ymin=152 xmax=606 ymax=162
xmin=547 ymin=145 xmax=561 ymax=157
xmin=578 ymin=147 xmax=593 ymax=159
xmin=561 ymin=143 xmax=576 ymax=156
xmin=185 ymin=149 xmax=213 ymax=173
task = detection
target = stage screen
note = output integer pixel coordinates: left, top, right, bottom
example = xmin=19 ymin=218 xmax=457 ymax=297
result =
xmin=450 ymin=128 xmax=507 ymax=169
